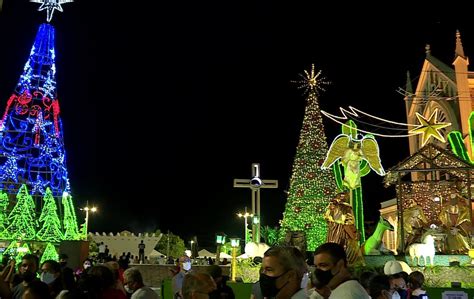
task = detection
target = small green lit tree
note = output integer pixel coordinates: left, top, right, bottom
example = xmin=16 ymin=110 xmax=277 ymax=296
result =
xmin=0 ymin=190 xmax=9 ymax=236
xmin=62 ymin=192 xmax=80 ymax=240
xmin=40 ymin=242 xmax=59 ymax=264
xmin=5 ymin=185 xmax=37 ymax=240
xmin=37 ymin=188 xmax=63 ymax=242
xmin=3 ymin=241 xmax=31 ymax=265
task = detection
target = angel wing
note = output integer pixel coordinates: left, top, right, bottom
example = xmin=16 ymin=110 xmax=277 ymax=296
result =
xmin=361 ymin=136 xmax=385 ymax=175
xmin=321 ymin=134 xmax=350 ymax=169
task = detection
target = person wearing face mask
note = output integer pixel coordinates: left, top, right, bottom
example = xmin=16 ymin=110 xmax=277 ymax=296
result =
xmin=312 ymin=242 xmax=369 ymax=299
xmin=40 ymin=260 xmax=64 ymax=298
xmin=123 ymin=267 xmax=159 ymax=299
xmin=257 ymin=245 xmax=308 ymax=299
xmin=58 ymin=253 xmax=75 ymax=293
xmin=11 ymin=254 xmax=40 ymax=299
xmin=173 ymin=256 xmax=193 ymax=298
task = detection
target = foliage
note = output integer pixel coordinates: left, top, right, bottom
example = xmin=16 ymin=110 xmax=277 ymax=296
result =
xmin=236 ymin=258 xmax=261 ymax=283
xmin=260 ymin=226 xmax=280 ymax=246
xmin=156 ymin=232 xmax=185 ymax=259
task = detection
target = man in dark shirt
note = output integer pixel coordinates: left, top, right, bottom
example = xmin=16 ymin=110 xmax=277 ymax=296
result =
xmin=138 ymin=240 xmax=145 ymax=264
xmin=207 ymin=265 xmax=235 ymax=299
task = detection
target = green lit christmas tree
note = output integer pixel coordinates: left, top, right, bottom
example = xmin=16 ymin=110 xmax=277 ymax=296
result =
xmin=3 ymin=241 xmax=31 ymax=265
xmin=280 ymin=65 xmax=337 ymax=251
xmin=4 ymin=185 xmax=37 ymax=240
xmin=62 ymin=192 xmax=80 ymax=240
xmin=40 ymin=242 xmax=59 ymax=264
xmin=0 ymin=190 xmax=9 ymax=235
xmin=37 ymin=188 xmax=63 ymax=242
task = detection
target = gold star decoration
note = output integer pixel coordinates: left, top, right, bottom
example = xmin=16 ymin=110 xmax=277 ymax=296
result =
xmin=292 ymin=64 xmax=330 ymax=95
xmin=409 ymin=108 xmax=451 ymax=146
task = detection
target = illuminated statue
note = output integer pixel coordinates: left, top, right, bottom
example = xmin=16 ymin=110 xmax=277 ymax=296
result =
xmin=322 ymin=134 xmax=385 ymax=190
xmin=438 ymin=193 xmax=471 ymax=254
xmin=403 ymin=200 xmax=428 ymax=251
xmin=324 ymin=192 xmax=364 ymax=264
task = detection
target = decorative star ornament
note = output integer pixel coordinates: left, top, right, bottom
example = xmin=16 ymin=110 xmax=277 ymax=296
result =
xmin=409 ymin=108 xmax=451 ymax=146
xmin=30 ymin=0 xmax=74 ymax=22
xmin=292 ymin=64 xmax=330 ymax=95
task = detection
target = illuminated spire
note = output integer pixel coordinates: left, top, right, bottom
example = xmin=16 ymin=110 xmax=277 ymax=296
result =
xmin=455 ymin=30 xmax=465 ymax=59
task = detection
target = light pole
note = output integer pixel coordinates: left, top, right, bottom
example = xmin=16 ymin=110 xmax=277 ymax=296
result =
xmin=215 ymin=232 xmax=226 ymax=265
xmin=229 ymin=237 xmax=240 ymax=282
xmin=237 ymin=207 xmax=253 ymax=245
xmin=189 ymin=240 xmax=194 ymax=258
xmin=80 ymin=202 xmax=97 ymax=238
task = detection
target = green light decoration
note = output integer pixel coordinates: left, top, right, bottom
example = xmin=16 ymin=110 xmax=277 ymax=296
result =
xmin=62 ymin=192 xmax=80 ymax=240
xmin=0 ymin=190 xmax=9 ymax=235
xmin=448 ymin=111 xmax=474 ymax=164
xmin=331 ymin=120 xmax=373 ymax=243
xmin=4 ymin=185 xmax=37 ymax=240
xmin=40 ymin=242 xmax=59 ymax=264
xmin=2 ymin=241 xmax=31 ymax=265
xmin=37 ymin=188 xmax=63 ymax=242
xmin=280 ymin=66 xmax=338 ymax=251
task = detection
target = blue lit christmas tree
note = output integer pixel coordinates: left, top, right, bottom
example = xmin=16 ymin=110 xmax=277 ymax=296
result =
xmin=0 ymin=22 xmax=79 ymax=240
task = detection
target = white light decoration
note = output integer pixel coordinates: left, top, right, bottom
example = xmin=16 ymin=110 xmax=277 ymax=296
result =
xmin=321 ymin=106 xmax=451 ymax=142
xmin=30 ymin=0 xmax=74 ymax=22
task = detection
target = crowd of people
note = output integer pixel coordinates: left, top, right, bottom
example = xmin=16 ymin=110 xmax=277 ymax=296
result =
xmin=0 ymin=251 xmax=160 ymax=299
xmin=0 ymin=241 xmax=430 ymax=299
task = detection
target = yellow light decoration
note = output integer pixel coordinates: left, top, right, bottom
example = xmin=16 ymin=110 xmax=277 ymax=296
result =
xmin=409 ymin=109 xmax=451 ymax=146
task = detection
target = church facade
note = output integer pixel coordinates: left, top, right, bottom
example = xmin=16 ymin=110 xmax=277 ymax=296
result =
xmin=380 ymin=31 xmax=473 ymax=254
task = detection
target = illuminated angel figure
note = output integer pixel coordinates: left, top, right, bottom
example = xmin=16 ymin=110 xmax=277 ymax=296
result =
xmin=322 ymin=134 xmax=385 ymax=189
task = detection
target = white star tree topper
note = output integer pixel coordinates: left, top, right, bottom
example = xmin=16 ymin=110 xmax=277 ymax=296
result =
xmin=30 ymin=0 xmax=74 ymax=22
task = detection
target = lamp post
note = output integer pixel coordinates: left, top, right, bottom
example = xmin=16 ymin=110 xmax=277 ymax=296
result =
xmin=230 ymin=237 xmax=240 ymax=282
xmin=252 ymin=215 xmax=260 ymax=243
xmin=215 ymin=232 xmax=226 ymax=265
xmin=189 ymin=240 xmax=194 ymax=258
xmin=237 ymin=207 xmax=253 ymax=245
xmin=80 ymin=202 xmax=97 ymax=238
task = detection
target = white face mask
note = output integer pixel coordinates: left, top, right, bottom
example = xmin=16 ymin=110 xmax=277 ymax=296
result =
xmin=124 ymin=285 xmax=134 ymax=294
xmin=392 ymin=291 xmax=401 ymax=299
xmin=182 ymin=262 xmax=192 ymax=271
xmin=40 ymin=272 xmax=56 ymax=284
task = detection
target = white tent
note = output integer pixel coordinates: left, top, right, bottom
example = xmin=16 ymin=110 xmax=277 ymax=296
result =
xmin=149 ymin=249 xmax=166 ymax=258
xmin=218 ymin=252 xmax=232 ymax=259
xmin=198 ymin=249 xmax=216 ymax=258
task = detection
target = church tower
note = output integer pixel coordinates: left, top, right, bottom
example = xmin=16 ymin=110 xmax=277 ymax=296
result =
xmin=405 ymin=30 xmax=473 ymax=158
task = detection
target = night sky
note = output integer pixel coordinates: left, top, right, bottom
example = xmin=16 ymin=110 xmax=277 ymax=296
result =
xmin=0 ymin=1 xmax=472 ymax=247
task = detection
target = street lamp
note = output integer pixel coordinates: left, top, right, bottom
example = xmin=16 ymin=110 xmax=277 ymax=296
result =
xmin=229 ymin=237 xmax=240 ymax=282
xmin=252 ymin=214 xmax=260 ymax=242
xmin=189 ymin=240 xmax=194 ymax=258
xmin=215 ymin=232 xmax=226 ymax=265
xmin=237 ymin=207 xmax=253 ymax=245
xmin=80 ymin=202 xmax=97 ymax=239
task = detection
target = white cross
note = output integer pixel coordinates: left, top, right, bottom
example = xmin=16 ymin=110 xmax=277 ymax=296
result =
xmin=233 ymin=163 xmax=278 ymax=242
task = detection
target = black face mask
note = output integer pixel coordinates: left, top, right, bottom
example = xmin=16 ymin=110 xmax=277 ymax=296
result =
xmin=21 ymin=271 xmax=36 ymax=283
xmin=259 ymin=272 xmax=286 ymax=298
xmin=59 ymin=261 xmax=67 ymax=267
xmin=313 ymin=268 xmax=334 ymax=288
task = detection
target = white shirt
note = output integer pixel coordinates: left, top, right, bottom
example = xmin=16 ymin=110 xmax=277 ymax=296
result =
xmin=329 ymin=280 xmax=370 ymax=299
xmin=132 ymin=286 xmax=159 ymax=299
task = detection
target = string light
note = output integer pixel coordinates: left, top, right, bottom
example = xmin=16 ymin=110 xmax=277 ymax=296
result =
xmin=281 ymin=66 xmax=337 ymax=251
xmin=322 ymin=106 xmax=450 ymax=140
